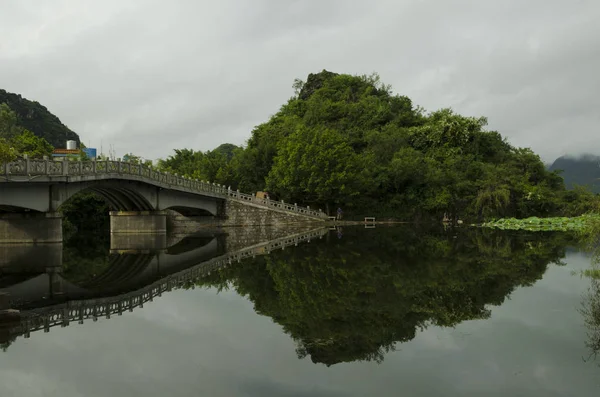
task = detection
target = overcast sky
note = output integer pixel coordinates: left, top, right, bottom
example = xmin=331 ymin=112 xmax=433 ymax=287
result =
xmin=0 ymin=0 xmax=598 ymax=162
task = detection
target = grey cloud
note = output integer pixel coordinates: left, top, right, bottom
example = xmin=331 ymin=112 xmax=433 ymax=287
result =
xmin=0 ymin=0 xmax=599 ymax=162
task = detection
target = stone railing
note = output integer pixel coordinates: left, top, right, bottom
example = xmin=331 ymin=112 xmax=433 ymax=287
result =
xmin=9 ymin=227 xmax=328 ymax=338
xmin=1 ymin=158 xmax=328 ymax=219
xmin=226 ymin=190 xmax=326 ymax=218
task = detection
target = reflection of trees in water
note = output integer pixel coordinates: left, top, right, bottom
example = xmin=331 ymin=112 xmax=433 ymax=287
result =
xmin=579 ymin=219 xmax=600 ymax=364
xmin=581 ymin=278 xmax=600 ymax=363
xmin=580 ymin=252 xmax=600 ymax=364
xmin=60 ymin=191 xmax=112 ymax=283
xmin=198 ymin=226 xmax=574 ymax=366
xmin=62 ymin=229 xmax=111 ymax=284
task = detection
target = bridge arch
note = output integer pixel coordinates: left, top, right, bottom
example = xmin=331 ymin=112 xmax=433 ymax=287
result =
xmin=58 ymin=182 xmax=156 ymax=212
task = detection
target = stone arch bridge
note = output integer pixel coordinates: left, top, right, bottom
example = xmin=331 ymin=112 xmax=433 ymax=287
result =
xmin=0 ymin=158 xmax=327 ymax=243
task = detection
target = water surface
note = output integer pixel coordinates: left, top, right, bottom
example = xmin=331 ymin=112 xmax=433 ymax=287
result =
xmin=1 ymin=226 xmax=599 ymax=396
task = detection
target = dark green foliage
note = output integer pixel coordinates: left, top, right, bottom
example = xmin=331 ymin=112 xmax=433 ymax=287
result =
xmin=60 ymin=192 xmax=110 ymax=240
xmin=0 ymin=103 xmax=55 ymax=160
xmin=156 ymin=70 xmax=597 ymax=221
xmin=212 ymin=143 xmax=238 ymax=161
xmin=157 ymin=144 xmax=242 ymax=189
xmin=195 ymin=226 xmax=574 ymax=366
xmin=61 ymin=229 xmax=111 ymax=284
xmin=0 ymin=89 xmax=80 ymax=148
xmin=224 ymin=71 xmax=582 ymax=221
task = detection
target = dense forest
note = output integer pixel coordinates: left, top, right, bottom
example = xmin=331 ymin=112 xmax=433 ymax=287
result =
xmin=0 ymin=89 xmax=79 ymax=148
xmin=158 ymin=70 xmax=599 ymax=221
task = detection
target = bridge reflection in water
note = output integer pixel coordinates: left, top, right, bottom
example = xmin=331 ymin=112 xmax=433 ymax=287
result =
xmin=0 ymin=226 xmax=327 ymax=345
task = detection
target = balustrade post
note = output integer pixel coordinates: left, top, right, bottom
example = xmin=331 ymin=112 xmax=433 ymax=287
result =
xmin=118 ymin=159 xmax=122 ymax=174
xmin=62 ymin=157 xmax=69 ymax=176
xmin=92 ymin=159 xmax=96 ymax=173
xmin=62 ymin=308 xmax=69 ymax=327
xmin=78 ymin=159 xmax=82 ymax=175
xmin=43 ymin=155 xmax=49 ymax=174
xmin=23 ymin=154 xmax=30 ymax=175
xmin=78 ymin=308 xmax=84 ymax=324
xmin=236 ymin=189 xmax=240 ymax=199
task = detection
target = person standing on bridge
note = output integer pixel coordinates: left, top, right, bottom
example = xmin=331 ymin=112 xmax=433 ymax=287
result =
xmin=336 ymin=207 xmax=343 ymax=220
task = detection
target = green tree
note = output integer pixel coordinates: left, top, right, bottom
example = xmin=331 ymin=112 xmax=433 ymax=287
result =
xmin=0 ymin=103 xmax=23 ymax=139
xmin=0 ymin=138 xmax=16 ymax=163
xmin=266 ymin=125 xmax=369 ymax=213
xmin=10 ymin=129 xmax=54 ymax=158
xmin=123 ymin=152 xmax=152 ymax=166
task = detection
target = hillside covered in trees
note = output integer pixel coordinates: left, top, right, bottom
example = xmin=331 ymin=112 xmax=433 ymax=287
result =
xmin=159 ymin=70 xmax=598 ymax=222
xmin=0 ymin=103 xmax=57 ymax=163
xmin=0 ymin=89 xmax=79 ymax=148
xmin=549 ymin=154 xmax=600 ymax=193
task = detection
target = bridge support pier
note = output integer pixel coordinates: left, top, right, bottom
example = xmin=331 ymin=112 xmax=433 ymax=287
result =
xmin=110 ymin=211 xmax=167 ymax=234
xmin=0 ymin=243 xmax=63 ymax=271
xmin=110 ymin=234 xmax=167 ymax=252
xmin=0 ymin=212 xmax=62 ymax=244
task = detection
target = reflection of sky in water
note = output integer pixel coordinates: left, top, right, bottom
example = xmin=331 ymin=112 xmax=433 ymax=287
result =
xmin=1 ymin=251 xmax=599 ymax=397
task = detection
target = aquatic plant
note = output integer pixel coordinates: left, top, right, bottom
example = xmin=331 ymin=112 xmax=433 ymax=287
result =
xmin=480 ymin=214 xmax=600 ymax=232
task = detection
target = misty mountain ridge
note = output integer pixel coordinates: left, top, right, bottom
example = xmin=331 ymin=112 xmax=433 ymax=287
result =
xmin=549 ymin=153 xmax=600 ymax=193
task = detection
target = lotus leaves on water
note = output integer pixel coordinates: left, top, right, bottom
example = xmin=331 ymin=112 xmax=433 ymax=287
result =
xmin=481 ymin=214 xmax=600 ymax=232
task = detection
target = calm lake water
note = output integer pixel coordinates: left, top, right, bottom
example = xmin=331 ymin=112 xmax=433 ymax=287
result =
xmin=1 ymin=225 xmax=600 ymax=396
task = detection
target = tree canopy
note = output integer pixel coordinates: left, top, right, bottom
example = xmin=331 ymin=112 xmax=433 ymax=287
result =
xmin=158 ymin=70 xmax=596 ymax=221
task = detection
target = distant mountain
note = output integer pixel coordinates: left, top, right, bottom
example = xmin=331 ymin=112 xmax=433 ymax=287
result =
xmin=0 ymin=89 xmax=79 ymax=148
xmin=549 ymin=154 xmax=600 ymax=193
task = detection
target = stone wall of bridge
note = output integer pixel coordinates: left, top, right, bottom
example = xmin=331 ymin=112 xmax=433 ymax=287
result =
xmin=168 ymin=199 xmax=325 ymax=233
xmin=0 ymin=212 xmax=63 ymax=244
xmin=222 ymin=200 xmax=324 ymax=227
